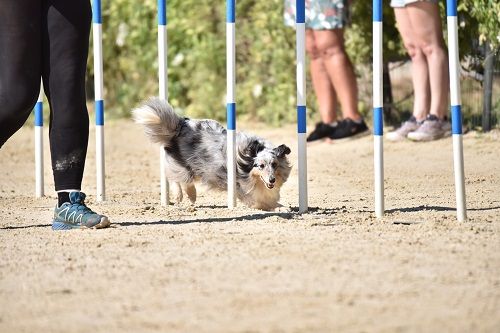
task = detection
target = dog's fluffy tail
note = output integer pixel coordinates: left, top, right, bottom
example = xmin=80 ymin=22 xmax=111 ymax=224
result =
xmin=132 ymin=97 xmax=183 ymax=147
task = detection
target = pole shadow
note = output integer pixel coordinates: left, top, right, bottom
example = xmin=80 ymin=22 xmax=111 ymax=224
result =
xmin=386 ymin=205 xmax=500 ymax=214
xmin=0 ymin=224 xmax=52 ymax=230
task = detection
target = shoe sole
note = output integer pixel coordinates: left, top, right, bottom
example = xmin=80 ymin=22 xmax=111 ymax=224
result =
xmin=329 ymin=129 xmax=371 ymax=142
xmin=407 ymin=132 xmax=451 ymax=142
xmin=307 ymin=138 xmax=330 ymax=145
xmin=386 ymin=136 xmax=406 ymax=142
xmin=386 ymin=132 xmax=412 ymax=142
xmin=52 ymin=216 xmax=111 ymax=231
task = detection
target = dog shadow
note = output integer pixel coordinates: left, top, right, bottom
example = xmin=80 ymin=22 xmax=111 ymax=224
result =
xmin=118 ymin=205 xmax=348 ymax=227
xmin=118 ymin=211 xmax=296 ymax=227
xmin=0 ymin=206 xmax=333 ymax=229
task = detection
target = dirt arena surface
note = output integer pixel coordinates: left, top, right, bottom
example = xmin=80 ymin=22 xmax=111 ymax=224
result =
xmin=1 ymin=120 xmax=499 ymax=332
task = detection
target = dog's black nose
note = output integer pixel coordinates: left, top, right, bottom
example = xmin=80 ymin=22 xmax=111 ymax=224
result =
xmin=269 ymin=177 xmax=276 ymax=184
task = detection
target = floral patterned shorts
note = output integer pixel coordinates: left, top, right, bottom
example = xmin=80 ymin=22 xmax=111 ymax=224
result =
xmin=284 ymin=0 xmax=349 ymax=30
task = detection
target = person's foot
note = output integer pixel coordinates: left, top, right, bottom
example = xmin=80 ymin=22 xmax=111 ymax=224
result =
xmin=52 ymin=192 xmax=110 ymax=230
xmin=407 ymin=114 xmax=451 ymax=141
xmin=386 ymin=116 xmax=423 ymax=142
xmin=329 ymin=118 xmax=369 ymax=140
xmin=306 ymin=122 xmax=337 ymax=142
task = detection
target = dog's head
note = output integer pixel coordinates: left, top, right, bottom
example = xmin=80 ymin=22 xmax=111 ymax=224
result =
xmin=248 ymin=142 xmax=292 ymax=190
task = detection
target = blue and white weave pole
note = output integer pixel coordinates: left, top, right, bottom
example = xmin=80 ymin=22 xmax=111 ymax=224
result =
xmin=446 ymin=0 xmax=467 ymax=221
xmin=226 ymin=0 xmax=237 ymax=209
xmin=296 ymin=0 xmax=308 ymax=213
xmin=34 ymin=80 xmax=44 ymax=198
xmin=373 ymin=0 xmax=384 ymax=218
xmin=93 ymin=0 xmax=106 ymax=201
xmin=158 ymin=0 xmax=169 ymax=206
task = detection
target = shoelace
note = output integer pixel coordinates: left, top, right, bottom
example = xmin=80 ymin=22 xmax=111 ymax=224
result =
xmin=68 ymin=202 xmax=98 ymax=218
xmin=419 ymin=119 xmax=438 ymax=130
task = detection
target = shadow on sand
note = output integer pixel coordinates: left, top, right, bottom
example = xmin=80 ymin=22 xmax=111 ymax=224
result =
xmin=2 ymin=205 xmax=498 ymax=230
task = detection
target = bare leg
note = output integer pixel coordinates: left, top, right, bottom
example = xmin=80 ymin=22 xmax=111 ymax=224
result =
xmin=394 ymin=7 xmax=430 ymax=121
xmin=406 ymin=2 xmax=449 ymax=119
xmin=306 ymin=30 xmax=338 ymax=124
xmin=313 ymin=29 xmax=361 ymax=121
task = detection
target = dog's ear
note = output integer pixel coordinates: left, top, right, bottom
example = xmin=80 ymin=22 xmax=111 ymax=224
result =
xmin=245 ymin=139 xmax=265 ymax=157
xmin=274 ymin=144 xmax=291 ymax=157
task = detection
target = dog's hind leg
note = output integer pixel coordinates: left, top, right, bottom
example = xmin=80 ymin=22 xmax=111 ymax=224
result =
xmin=182 ymin=182 xmax=197 ymax=204
xmin=171 ymin=182 xmax=183 ymax=204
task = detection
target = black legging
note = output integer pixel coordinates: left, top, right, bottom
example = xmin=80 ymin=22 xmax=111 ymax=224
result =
xmin=0 ymin=0 xmax=91 ymax=191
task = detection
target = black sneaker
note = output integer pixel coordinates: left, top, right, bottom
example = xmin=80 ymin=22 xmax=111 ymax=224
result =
xmin=330 ymin=118 xmax=369 ymax=140
xmin=306 ymin=122 xmax=337 ymax=142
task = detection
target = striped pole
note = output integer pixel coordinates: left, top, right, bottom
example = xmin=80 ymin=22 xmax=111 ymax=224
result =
xmin=34 ymin=80 xmax=44 ymax=198
xmin=296 ymin=0 xmax=308 ymax=213
xmin=226 ymin=0 xmax=237 ymax=208
xmin=373 ymin=0 xmax=384 ymax=218
xmin=446 ymin=0 xmax=467 ymax=221
xmin=158 ymin=0 xmax=169 ymax=206
xmin=93 ymin=0 xmax=106 ymax=201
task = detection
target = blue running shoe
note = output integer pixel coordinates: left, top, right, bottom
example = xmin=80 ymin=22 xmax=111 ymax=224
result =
xmin=52 ymin=192 xmax=110 ymax=230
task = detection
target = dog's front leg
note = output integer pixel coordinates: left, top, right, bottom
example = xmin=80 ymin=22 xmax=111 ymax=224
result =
xmin=182 ymin=182 xmax=197 ymax=204
xmin=171 ymin=182 xmax=183 ymax=203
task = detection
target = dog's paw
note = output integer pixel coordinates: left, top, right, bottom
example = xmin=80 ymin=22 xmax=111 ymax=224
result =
xmin=274 ymin=205 xmax=292 ymax=213
xmin=184 ymin=205 xmax=196 ymax=213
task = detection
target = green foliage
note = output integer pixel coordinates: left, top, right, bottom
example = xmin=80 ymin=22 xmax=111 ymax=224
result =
xmin=346 ymin=3 xmax=406 ymax=64
xmin=87 ymin=0 xmax=157 ymax=118
xmin=88 ymin=0 xmax=498 ymax=123
xmin=460 ymin=0 xmax=500 ymax=51
xmin=88 ymin=0 xmax=316 ymax=124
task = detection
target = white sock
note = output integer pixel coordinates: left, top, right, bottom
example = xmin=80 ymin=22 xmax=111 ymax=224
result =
xmin=57 ymin=189 xmax=80 ymax=193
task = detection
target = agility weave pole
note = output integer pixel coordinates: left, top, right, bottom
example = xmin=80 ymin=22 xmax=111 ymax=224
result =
xmin=34 ymin=80 xmax=44 ymax=198
xmin=158 ymin=0 xmax=169 ymax=206
xmin=93 ymin=0 xmax=106 ymax=201
xmin=446 ymin=0 xmax=467 ymax=221
xmin=372 ymin=0 xmax=384 ymax=218
xmin=225 ymin=0 xmax=307 ymax=212
xmin=226 ymin=0 xmax=237 ymax=208
xmin=296 ymin=0 xmax=308 ymax=213
xmin=372 ymin=0 xmax=467 ymax=221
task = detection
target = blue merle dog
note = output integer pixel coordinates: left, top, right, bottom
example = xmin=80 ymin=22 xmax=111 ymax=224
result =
xmin=132 ymin=97 xmax=292 ymax=211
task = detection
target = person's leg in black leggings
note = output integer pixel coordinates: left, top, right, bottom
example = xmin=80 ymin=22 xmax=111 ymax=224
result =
xmin=1 ymin=0 xmax=109 ymax=229
xmin=0 ymin=0 xmax=42 ymax=146
xmin=42 ymin=0 xmax=92 ymax=192
xmin=0 ymin=0 xmax=90 ymax=192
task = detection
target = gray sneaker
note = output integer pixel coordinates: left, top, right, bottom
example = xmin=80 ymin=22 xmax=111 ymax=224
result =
xmin=407 ymin=114 xmax=451 ymax=141
xmin=52 ymin=192 xmax=110 ymax=230
xmin=387 ymin=116 xmax=422 ymax=141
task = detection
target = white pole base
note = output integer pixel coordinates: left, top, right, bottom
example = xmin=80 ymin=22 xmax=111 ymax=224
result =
xmin=35 ymin=126 xmax=44 ymax=198
xmin=298 ymin=132 xmax=308 ymax=213
xmin=227 ymin=129 xmax=237 ymax=209
xmin=96 ymin=125 xmax=105 ymax=202
xmin=452 ymin=134 xmax=467 ymax=222
xmin=160 ymin=147 xmax=169 ymax=207
xmin=374 ymin=135 xmax=384 ymax=218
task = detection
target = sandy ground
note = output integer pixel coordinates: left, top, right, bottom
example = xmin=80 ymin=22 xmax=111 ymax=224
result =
xmin=1 ymin=120 xmax=499 ymax=333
